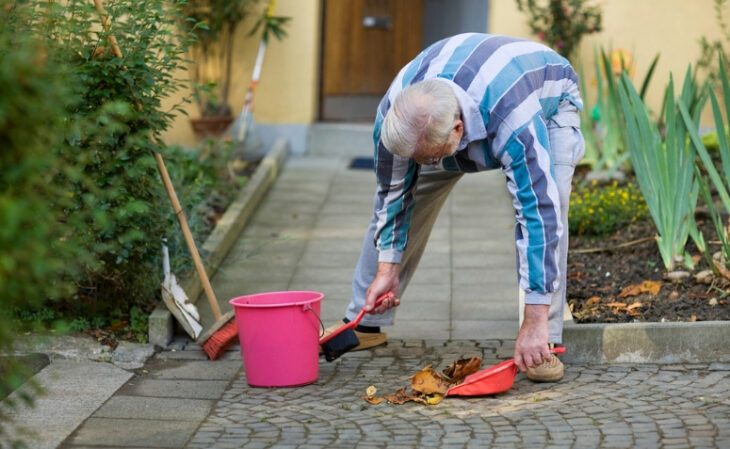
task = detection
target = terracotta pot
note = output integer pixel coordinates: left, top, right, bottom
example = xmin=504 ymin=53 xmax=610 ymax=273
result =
xmin=189 ymin=116 xmax=234 ymax=141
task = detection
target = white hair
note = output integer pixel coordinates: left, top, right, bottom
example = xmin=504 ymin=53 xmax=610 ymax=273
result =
xmin=381 ymin=79 xmax=460 ymax=158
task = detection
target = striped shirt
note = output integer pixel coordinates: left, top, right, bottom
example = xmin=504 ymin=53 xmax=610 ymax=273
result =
xmin=372 ymin=33 xmax=583 ymax=305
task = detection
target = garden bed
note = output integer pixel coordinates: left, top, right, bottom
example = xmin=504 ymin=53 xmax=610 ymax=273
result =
xmin=567 ymin=218 xmax=730 ymax=323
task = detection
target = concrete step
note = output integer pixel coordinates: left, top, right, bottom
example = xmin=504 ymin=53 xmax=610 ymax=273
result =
xmin=307 ymin=122 xmax=374 ymax=157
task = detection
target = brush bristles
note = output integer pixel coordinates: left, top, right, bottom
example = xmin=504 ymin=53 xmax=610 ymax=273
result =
xmin=201 ymin=320 xmax=238 ymax=360
xmin=321 ymin=328 xmax=360 ymax=362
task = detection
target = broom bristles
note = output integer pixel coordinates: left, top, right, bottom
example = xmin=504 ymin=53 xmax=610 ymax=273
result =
xmin=201 ymin=320 xmax=238 ymax=360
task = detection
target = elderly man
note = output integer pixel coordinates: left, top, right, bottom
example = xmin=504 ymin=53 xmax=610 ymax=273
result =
xmin=325 ymin=33 xmax=585 ymax=381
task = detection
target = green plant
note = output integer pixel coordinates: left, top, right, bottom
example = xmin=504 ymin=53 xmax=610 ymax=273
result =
xmin=568 ymin=181 xmax=649 ymax=236
xmin=515 ymin=0 xmax=602 ymax=60
xmin=181 ymin=0 xmax=290 ymax=116
xmin=37 ymin=0 xmax=195 ymax=323
xmin=618 ymin=68 xmax=706 ymax=271
xmin=683 ymin=55 xmax=730 ymax=272
xmin=0 ymin=1 xmax=86 ymax=444
xmin=162 ymin=142 xmax=241 ymax=275
xmin=579 ymin=47 xmax=660 ymax=173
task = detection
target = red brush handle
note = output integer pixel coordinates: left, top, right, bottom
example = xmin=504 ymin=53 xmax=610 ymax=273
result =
xmin=552 ymin=346 xmax=566 ymax=355
xmin=319 ymin=292 xmax=393 ymax=345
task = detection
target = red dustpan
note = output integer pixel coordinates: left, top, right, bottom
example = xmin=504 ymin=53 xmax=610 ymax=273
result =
xmin=446 ymin=347 xmax=566 ymax=397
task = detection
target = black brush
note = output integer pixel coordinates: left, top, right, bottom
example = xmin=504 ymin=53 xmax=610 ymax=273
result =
xmin=319 ymin=292 xmax=392 ymax=362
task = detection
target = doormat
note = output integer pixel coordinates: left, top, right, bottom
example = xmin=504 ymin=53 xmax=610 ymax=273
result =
xmin=349 ymin=157 xmax=374 ymax=170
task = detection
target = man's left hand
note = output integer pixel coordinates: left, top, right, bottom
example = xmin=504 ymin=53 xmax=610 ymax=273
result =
xmin=514 ymin=304 xmax=551 ymax=372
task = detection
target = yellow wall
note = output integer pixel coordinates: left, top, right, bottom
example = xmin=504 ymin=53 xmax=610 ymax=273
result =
xmin=490 ymin=0 xmax=727 ymax=121
xmin=161 ymin=0 xmax=321 ymax=147
xmin=164 ymin=1 xmax=727 ymax=147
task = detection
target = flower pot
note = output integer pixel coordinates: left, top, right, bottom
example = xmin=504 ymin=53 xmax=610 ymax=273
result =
xmin=189 ymin=116 xmax=234 ymax=141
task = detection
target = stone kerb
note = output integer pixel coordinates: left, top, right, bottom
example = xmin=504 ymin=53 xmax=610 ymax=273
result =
xmin=148 ymin=138 xmax=289 ymax=346
xmin=563 ymin=320 xmax=730 ymax=364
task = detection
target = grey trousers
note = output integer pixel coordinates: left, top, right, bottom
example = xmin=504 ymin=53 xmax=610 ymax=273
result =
xmin=345 ymin=103 xmax=585 ymax=344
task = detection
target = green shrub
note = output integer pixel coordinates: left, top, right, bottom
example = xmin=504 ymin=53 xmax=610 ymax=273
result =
xmin=515 ymin=0 xmax=602 ymax=60
xmin=30 ymin=0 xmax=193 ymax=324
xmin=0 ymin=1 xmax=86 ymax=444
xmin=162 ymin=141 xmax=243 ymax=275
xmin=569 ymin=181 xmax=649 ymax=236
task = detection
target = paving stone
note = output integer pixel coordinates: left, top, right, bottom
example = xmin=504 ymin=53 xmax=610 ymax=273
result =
xmin=94 ymin=396 xmax=215 ymax=421
xmin=66 ymin=418 xmax=198 ymax=448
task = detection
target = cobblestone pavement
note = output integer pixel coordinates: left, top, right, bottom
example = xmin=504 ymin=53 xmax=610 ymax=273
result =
xmin=185 ymin=340 xmax=730 ymax=449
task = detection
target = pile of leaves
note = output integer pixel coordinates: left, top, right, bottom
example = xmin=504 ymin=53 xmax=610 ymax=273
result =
xmin=361 ymin=357 xmax=481 ymax=406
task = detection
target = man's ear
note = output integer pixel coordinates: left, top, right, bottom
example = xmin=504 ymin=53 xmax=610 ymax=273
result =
xmin=453 ymin=119 xmax=464 ymax=137
xmin=453 ymin=119 xmax=464 ymax=133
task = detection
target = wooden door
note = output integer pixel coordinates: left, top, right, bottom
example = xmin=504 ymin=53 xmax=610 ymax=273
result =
xmin=321 ymin=0 xmax=424 ymax=121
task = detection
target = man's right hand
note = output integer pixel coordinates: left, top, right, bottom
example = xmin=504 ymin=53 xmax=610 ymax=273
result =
xmin=514 ymin=304 xmax=551 ymax=372
xmin=365 ymin=262 xmax=401 ymax=314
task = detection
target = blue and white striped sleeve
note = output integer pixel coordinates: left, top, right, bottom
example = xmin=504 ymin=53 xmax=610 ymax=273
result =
xmin=372 ymin=139 xmax=420 ymax=264
xmin=494 ymin=113 xmax=562 ymax=305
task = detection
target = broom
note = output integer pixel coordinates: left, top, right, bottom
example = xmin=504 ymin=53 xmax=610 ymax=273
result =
xmin=93 ymin=0 xmax=237 ymax=359
xmin=221 ymin=0 xmax=281 ymax=162
xmin=155 ymin=154 xmax=237 ymax=359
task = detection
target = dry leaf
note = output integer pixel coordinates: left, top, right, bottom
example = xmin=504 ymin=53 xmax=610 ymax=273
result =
xmin=606 ymin=302 xmax=627 ymax=309
xmin=411 ymin=393 xmax=444 ymax=405
xmin=442 ymin=357 xmax=481 ymax=385
xmin=691 ymin=315 xmax=697 ymax=322
xmin=568 ymin=271 xmax=589 ymax=280
xmin=626 ymin=302 xmax=643 ymax=311
xmin=410 ymin=365 xmax=450 ymax=395
xmin=617 ymin=284 xmax=642 ymax=299
xmin=618 ymin=280 xmax=662 ymax=299
xmin=642 ymin=280 xmax=662 ymax=295
xmin=384 ymin=388 xmax=411 ymax=405
xmin=366 ymin=386 xmax=377 ymax=397
xmin=360 ymin=395 xmax=385 ymax=405
xmin=587 ymin=296 xmax=601 ymax=304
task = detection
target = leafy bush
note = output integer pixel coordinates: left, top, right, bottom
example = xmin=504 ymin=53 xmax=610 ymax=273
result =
xmin=0 ymin=1 xmax=87 ymax=444
xmin=34 ymin=0 xmax=192 ymax=323
xmin=162 ymin=141 xmax=244 ymax=275
xmin=569 ymin=181 xmax=649 ymax=236
xmin=2 ymin=2 xmax=244 ymax=441
xmin=515 ymin=0 xmax=602 ymax=60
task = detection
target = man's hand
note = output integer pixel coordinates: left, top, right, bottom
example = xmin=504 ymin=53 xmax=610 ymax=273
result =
xmin=514 ymin=304 xmax=551 ymax=372
xmin=365 ymin=262 xmax=401 ymax=314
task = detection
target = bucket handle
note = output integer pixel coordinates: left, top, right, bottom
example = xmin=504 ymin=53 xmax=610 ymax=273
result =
xmin=303 ymin=304 xmax=325 ymax=337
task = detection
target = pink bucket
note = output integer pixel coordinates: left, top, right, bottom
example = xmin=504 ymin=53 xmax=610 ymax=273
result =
xmin=229 ymin=291 xmax=324 ymax=387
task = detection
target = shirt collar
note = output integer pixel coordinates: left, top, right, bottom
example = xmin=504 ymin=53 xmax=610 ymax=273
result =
xmin=437 ymin=77 xmax=488 ymax=150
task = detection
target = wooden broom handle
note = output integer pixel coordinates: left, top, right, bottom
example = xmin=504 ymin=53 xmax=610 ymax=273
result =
xmin=92 ymin=0 xmax=222 ymax=320
xmin=93 ymin=0 xmax=123 ymax=58
xmin=155 ymin=153 xmax=223 ymax=320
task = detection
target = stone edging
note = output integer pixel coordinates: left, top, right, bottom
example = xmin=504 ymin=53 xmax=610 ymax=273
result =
xmin=563 ymin=320 xmax=730 ymax=364
xmin=148 ymin=138 xmax=289 ymax=346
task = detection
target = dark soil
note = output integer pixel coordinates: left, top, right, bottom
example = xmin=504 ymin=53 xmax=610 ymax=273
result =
xmin=567 ymin=218 xmax=730 ymax=323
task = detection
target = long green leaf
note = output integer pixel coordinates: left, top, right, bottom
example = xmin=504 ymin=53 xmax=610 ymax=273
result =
xmin=639 ymin=53 xmax=660 ymax=100
xmin=621 ymin=73 xmax=697 ymax=270
xmin=696 ymin=166 xmax=729 ymax=267
xmin=680 ymin=99 xmax=730 ymax=212
xmin=709 ymin=89 xmax=730 ymax=183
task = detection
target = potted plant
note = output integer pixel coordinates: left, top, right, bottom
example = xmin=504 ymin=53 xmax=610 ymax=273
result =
xmin=181 ymin=0 xmax=287 ymax=140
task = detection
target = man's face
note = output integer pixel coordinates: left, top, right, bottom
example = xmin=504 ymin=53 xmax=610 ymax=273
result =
xmin=412 ymin=119 xmax=464 ymax=166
